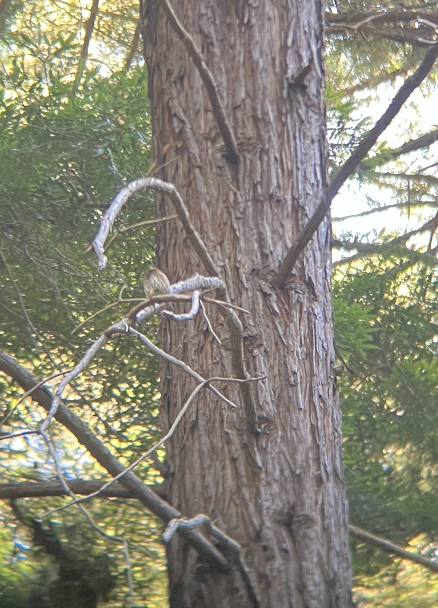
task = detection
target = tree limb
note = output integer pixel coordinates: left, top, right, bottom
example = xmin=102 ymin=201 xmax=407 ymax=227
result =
xmin=349 ymin=524 xmax=438 ymax=573
xmin=275 ymin=43 xmax=438 ymax=287
xmin=332 ymin=239 xmax=438 ymax=268
xmin=0 ymin=350 xmax=231 ymax=572
xmin=360 ymin=127 xmax=438 ymax=170
xmin=157 ymin=0 xmax=239 ymax=163
xmin=0 ymin=479 xmax=164 ymax=500
xmin=93 ymin=177 xmax=220 ymax=277
xmin=333 ymin=200 xmax=438 ymax=222
xmin=124 ymin=18 xmax=141 ymax=71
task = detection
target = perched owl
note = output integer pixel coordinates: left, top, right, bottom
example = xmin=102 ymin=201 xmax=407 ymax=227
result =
xmin=143 ymin=268 xmax=170 ymax=299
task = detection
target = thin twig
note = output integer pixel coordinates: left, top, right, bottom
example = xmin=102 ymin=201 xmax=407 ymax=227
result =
xmin=200 ymin=300 xmax=222 ymax=345
xmin=1 ymin=370 xmax=68 ymax=426
xmin=43 ymin=376 xmax=262 ymax=518
xmin=203 ymin=297 xmax=250 ymax=314
xmin=129 ymin=327 xmax=238 ymax=409
xmin=72 ymin=298 xmax=144 ymax=335
xmin=158 ymin=0 xmax=238 ymax=163
xmin=0 ymin=350 xmax=230 ymax=571
xmin=103 ymin=214 xmax=178 ymax=253
xmin=275 ymin=43 xmax=438 ymax=287
xmin=0 ymin=429 xmax=37 ymax=441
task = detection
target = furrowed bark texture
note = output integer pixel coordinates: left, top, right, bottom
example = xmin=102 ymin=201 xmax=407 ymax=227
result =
xmin=141 ymin=1 xmax=352 ymax=606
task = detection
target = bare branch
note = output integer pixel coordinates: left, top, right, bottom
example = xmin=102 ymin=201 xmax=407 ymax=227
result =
xmin=349 ymin=525 xmax=438 ymax=573
xmin=0 ymin=479 xmax=164 ymax=500
xmin=95 ymin=180 xmax=255 ymax=433
xmin=124 ymin=18 xmax=141 ymax=72
xmin=93 ymin=177 xmax=220 ymax=278
xmin=275 ymin=43 xmax=438 ymax=287
xmin=128 ymin=327 xmax=238 ymax=409
xmin=103 ymin=214 xmax=177 ymax=253
xmin=80 ymin=0 xmax=100 ymax=61
xmin=0 ymin=350 xmax=230 ymax=571
xmin=157 ymin=0 xmax=238 ymax=164
xmin=162 ymin=290 xmax=201 ymax=321
xmin=333 ymin=200 xmax=438 ymax=222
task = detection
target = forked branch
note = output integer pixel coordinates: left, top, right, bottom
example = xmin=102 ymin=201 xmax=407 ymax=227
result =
xmin=0 ymin=350 xmax=230 ymax=571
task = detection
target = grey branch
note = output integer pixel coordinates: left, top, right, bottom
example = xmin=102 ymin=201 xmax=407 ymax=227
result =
xmin=162 ymin=290 xmax=201 ymax=321
xmin=93 ymin=177 xmax=220 ymax=278
xmin=0 ymin=350 xmax=230 ymax=572
xmin=95 ymin=179 xmax=255 ymax=434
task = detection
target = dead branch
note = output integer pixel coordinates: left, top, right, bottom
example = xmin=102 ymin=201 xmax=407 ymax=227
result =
xmin=128 ymin=327 xmax=238 ymax=409
xmin=0 ymin=479 xmax=165 ymax=500
xmin=157 ymin=0 xmax=238 ymax=164
xmin=0 ymin=350 xmax=230 ymax=571
xmin=333 ymin=200 xmax=438 ymax=222
xmin=95 ymin=178 xmax=254 ymax=433
xmin=80 ymin=0 xmax=100 ymax=61
xmin=275 ymin=43 xmax=438 ymax=287
xmin=349 ymin=525 xmax=438 ymax=573
xmin=92 ymin=177 xmax=220 ymax=277
xmin=42 ymin=376 xmax=262 ymax=520
xmin=124 ymin=18 xmax=141 ymax=71
xmin=103 ymin=214 xmax=177 ymax=253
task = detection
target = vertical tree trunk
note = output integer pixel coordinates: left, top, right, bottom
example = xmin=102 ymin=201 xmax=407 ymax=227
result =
xmin=141 ymin=1 xmax=352 ymax=606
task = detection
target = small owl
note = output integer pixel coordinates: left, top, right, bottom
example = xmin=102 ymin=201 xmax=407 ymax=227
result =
xmin=143 ymin=268 xmax=170 ymax=299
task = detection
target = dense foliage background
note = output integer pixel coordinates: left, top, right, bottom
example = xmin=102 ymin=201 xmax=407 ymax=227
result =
xmin=1 ymin=0 xmax=438 ymax=606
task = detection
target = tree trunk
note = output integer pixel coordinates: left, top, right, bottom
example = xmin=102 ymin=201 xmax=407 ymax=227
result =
xmin=141 ymin=1 xmax=352 ymax=606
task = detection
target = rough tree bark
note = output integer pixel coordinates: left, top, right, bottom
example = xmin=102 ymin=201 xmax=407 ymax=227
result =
xmin=141 ymin=0 xmax=352 ymax=606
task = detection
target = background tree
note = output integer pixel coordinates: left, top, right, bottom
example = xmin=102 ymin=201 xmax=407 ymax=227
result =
xmin=1 ymin=1 xmax=438 ymax=607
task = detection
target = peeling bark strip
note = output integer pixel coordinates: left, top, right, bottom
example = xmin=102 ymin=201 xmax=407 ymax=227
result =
xmin=142 ymin=0 xmax=352 ymax=606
